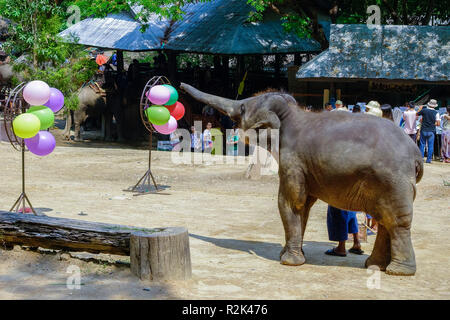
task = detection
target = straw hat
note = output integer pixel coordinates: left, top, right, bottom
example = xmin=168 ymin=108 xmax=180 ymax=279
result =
xmin=365 ymin=100 xmax=382 ymax=117
xmin=427 ymin=99 xmax=438 ymax=108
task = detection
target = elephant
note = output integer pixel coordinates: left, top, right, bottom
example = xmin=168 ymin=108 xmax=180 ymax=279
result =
xmin=0 ymin=63 xmax=13 ymax=84
xmin=64 ymin=84 xmax=124 ymax=142
xmin=180 ymin=82 xmax=423 ymax=276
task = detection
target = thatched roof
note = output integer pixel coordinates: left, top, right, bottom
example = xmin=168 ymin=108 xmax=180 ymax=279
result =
xmin=296 ymin=24 xmax=450 ymax=82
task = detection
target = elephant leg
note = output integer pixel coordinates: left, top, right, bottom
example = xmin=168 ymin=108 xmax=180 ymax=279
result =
xmin=279 ymin=195 xmax=316 ymax=259
xmin=62 ymin=109 xmax=72 ymax=140
xmin=373 ymin=190 xmax=416 ymax=276
xmin=385 ymin=223 xmax=416 ymax=276
xmin=278 ymin=176 xmax=313 ymax=266
xmin=365 ymin=223 xmax=391 ymax=271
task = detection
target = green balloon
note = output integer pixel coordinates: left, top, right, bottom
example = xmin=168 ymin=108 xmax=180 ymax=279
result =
xmin=13 ymin=113 xmax=41 ymax=139
xmin=27 ymin=105 xmax=54 ymax=130
xmin=146 ymin=106 xmax=170 ymax=125
xmin=163 ymin=84 xmax=179 ymax=106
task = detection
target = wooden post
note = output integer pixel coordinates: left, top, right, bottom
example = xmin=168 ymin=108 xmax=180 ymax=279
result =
xmin=167 ymin=52 xmax=178 ymax=83
xmin=116 ymin=50 xmax=124 ymax=73
xmin=130 ymin=227 xmax=192 ymax=281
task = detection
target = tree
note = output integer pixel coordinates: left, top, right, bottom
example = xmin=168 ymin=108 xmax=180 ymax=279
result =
xmin=0 ymin=0 xmax=98 ymax=111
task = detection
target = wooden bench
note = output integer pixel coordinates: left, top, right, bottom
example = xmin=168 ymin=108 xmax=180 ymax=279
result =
xmin=0 ymin=211 xmax=191 ymax=281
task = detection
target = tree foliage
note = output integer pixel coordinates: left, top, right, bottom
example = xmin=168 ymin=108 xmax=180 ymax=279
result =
xmin=0 ymin=0 xmax=98 ymax=111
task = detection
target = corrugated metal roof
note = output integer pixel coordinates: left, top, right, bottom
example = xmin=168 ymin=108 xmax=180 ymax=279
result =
xmin=296 ymin=24 xmax=450 ymax=82
xmin=59 ymin=11 xmax=168 ymax=51
xmin=59 ymin=0 xmax=326 ymax=54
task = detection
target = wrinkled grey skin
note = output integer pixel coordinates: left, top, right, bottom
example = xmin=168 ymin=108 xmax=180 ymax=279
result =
xmin=0 ymin=64 xmax=13 ymax=83
xmin=180 ymin=83 xmax=423 ymax=276
xmin=64 ymin=86 xmax=124 ymax=142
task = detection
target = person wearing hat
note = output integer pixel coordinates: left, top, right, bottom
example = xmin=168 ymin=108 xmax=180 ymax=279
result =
xmin=418 ymin=99 xmax=440 ymax=163
xmin=365 ymin=100 xmax=382 ymax=117
xmin=331 ymin=100 xmax=348 ymax=112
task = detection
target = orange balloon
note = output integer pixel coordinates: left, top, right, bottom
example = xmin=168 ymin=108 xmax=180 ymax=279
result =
xmin=165 ymin=101 xmax=185 ymax=120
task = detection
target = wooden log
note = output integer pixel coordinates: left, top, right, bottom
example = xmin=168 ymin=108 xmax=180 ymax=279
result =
xmin=131 ymin=227 xmax=192 ymax=281
xmin=0 ymin=211 xmax=165 ymax=255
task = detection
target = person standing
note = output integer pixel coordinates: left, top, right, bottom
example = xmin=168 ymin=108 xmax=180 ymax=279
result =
xmin=203 ymin=122 xmax=213 ymax=153
xmin=226 ymin=128 xmax=235 ymax=156
xmin=403 ymin=101 xmax=418 ymax=142
xmin=325 ymin=206 xmax=363 ymax=256
xmin=418 ymin=99 xmax=440 ymax=163
xmin=441 ymin=106 xmax=450 ymax=163
xmin=331 ymin=100 xmax=348 ymax=112
xmin=190 ymin=126 xmax=202 ymax=153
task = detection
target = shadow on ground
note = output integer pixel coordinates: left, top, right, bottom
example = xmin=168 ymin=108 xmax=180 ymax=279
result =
xmin=190 ymin=233 xmax=369 ymax=269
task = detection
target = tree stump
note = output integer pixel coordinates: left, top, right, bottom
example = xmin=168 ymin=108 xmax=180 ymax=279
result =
xmin=130 ymin=227 xmax=192 ymax=281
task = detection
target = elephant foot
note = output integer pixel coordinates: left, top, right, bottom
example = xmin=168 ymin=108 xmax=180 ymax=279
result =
xmin=385 ymin=260 xmax=416 ymax=276
xmin=280 ymin=249 xmax=305 ymax=266
xmin=74 ymin=137 xmax=82 ymax=142
xmin=365 ymin=254 xmax=389 ymax=271
xmin=279 ymin=245 xmax=287 ymax=259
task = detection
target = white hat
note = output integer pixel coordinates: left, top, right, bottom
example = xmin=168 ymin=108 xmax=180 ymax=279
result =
xmin=427 ymin=99 xmax=438 ymax=108
xmin=365 ymin=100 xmax=382 ymax=117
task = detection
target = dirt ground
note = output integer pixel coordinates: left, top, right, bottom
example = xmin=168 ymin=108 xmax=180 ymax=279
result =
xmin=0 ymin=129 xmax=449 ymax=300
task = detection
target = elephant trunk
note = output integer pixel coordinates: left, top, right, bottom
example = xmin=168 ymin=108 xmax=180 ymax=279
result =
xmin=180 ymin=83 xmax=241 ymax=119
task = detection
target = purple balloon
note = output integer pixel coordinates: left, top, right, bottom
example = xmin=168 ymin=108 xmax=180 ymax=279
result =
xmin=44 ymin=88 xmax=65 ymax=113
xmin=153 ymin=116 xmax=178 ymax=135
xmin=24 ymin=131 xmax=56 ymax=156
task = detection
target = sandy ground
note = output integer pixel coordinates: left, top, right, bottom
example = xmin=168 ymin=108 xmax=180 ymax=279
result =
xmin=0 ymin=129 xmax=449 ymax=300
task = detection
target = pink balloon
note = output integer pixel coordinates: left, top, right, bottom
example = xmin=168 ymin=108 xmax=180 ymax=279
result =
xmin=23 ymin=80 xmax=51 ymax=106
xmin=153 ymin=116 xmax=177 ymax=135
xmin=147 ymin=85 xmax=170 ymax=105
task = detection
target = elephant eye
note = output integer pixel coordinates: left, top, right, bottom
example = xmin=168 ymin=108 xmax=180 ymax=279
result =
xmin=240 ymin=104 xmax=245 ymax=114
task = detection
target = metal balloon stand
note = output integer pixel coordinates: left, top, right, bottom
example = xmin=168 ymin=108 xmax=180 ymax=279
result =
xmin=4 ymin=83 xmax=36 ymax=214
xmin=125 ymin=76 xmax=171 ymax=195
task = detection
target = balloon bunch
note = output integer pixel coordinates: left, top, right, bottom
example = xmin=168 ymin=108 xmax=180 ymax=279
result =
xmin=145 ymin=84 xmax=185 ymax=135
xmin=12 ymin=80 xmax=64 ymax=156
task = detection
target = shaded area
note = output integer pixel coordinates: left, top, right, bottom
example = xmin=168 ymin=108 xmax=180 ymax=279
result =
xmin=189 ymin=233 xmax=368 ymax=269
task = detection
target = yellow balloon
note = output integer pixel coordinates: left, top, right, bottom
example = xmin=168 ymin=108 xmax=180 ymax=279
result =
xmin=12 ymin=113 xmax=41 ymax=139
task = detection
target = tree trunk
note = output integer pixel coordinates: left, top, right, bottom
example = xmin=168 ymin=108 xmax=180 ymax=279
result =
xmin=130 ymin=227 xmax=192 ymax=281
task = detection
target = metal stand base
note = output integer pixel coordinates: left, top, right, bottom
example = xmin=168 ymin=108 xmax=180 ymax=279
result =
xmin=10 ymin=192 xmax=36 ymax=214
xmin=127 ymin=167 xmax=159 ymax=195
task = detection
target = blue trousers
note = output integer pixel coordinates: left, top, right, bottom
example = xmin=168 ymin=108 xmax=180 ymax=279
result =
xmin=419 ymin=130 xmax=435 ymax=163
xmin=327 ymin=206 xmax=359 ymax=241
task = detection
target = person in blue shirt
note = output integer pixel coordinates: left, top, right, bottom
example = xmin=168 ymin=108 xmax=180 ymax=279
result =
xmin=418 ymin=99 xmax=441 ymax=163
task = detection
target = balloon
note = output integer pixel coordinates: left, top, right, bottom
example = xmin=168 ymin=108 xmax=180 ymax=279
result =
xmin=162 ymin=84 xmax=179 ymax=106
xmin=24 ymin=131 xmax=56 ymax=156
xmin=153 ymin=116 xmax=177 ymax=135
xmin=23 ymin=80 xmax=51 ymax=106
xmin=147 ymin=85 xmax=170 ymax=105
xmin=44 ymin=88 xmax=65 ymax=113
xmin=27 ymin=105 xmax=54 ymax=130
xmin=146 ymin=105 xmax=170 ymax=125
xmin=165 ymin=101 xmax=185 ymax=120
xmin=12 ymin=113 xmax=41 ymax=139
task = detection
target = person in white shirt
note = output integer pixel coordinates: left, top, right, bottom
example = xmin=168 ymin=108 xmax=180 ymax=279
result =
xmin=331 ymin=100 xmax=349 ymax=112
xmin=403 ymin=101 xmax=418 ymax=141
xmin=203 ymin=122 xmax=213 ymax=153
